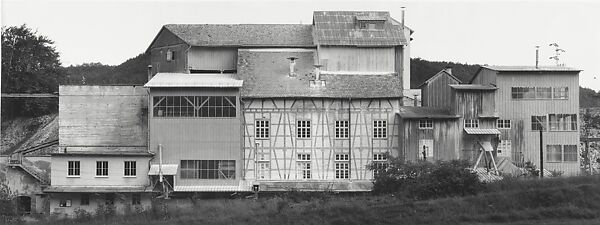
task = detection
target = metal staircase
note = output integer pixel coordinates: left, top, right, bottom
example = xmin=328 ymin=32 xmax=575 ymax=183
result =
xmin=7 ymin=139 xmax=57 ymax=185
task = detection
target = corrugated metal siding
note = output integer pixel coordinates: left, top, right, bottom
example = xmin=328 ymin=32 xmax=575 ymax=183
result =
xmin=188 ymin=47 xmax=237 ymax=71
xmin=319 ymin=47 xmax=395 ymax=72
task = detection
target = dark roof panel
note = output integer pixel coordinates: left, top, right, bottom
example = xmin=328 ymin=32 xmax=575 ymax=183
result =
xmin=397 ymin=107 xmax=459 ymax=119
xmin=313 ymin=11 xmax=407 ymax=46
xmin=164 ymin=24 xmax=314 ymax=47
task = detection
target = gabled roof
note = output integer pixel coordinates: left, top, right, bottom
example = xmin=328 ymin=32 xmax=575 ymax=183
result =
xmin=145 ymin=73 xmax=243 ymax=88
xmin=162 ymin=24 xmax=314 ymax=47
xmin=397 ymin=107 xmax=460 ymax=119
xmin=313 ymin=11 xmax=408 ymax=46
xmin=469 ymin=65 xmax=581 ymax=83
xmin=418 ymin=70 xmax=461 ymax=88
xmin=237 ymin=49 xmax=403 ymax=98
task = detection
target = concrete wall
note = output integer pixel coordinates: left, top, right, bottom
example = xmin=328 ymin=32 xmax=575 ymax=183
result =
xmin=50 ymin=156 xmax=151 ymax=186
xmin=49 ymin=193 xmax=152 ymax=217
xmin=0 ymin=156 xmax=51 ymax=214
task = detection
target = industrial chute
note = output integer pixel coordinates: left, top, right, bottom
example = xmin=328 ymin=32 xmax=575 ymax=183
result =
xmin=149 ymin=144 xmax=174 ymax=199
xmin=472 ymin=141 xmax=499 ymax=175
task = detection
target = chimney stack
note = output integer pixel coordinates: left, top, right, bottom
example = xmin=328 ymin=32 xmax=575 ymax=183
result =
xmin=401 ymin=7 xmax=406 ymax=29
xmin=535 ymin=46 xmax=540 ymax=69
xmin=287 ymin=57 xmax=298 ymax=77
xmin=444 ymin=66 xmax=452 ymax=75
xmin=147 ymin=65 xmax=153 ymax=82
xmin=314 ymin=64 xmax=323 ymax=81
xmin=413 ymin=94 xmax=418 ymax=106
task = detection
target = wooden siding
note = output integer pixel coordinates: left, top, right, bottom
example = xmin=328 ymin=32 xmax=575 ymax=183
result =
xmin=148 ymin=88 xmax=242 ymax=186
xmin=421 ymin=72 xmax=459 ymax=110
xmin=401 ymin=119 xmax=460 ymax=161
xmin=150 ymin=44 xmax=189 ymax=75
xmin=242 ymin=98 xmax=402 ymax=181
xmin=318 ymin=47 xmax=395 ymax=72
xmin=471 ymin=68 xmax=497 ymax=85
xmin=493 ymin=72 xmax=580 ymax=175
xmin=451 ymin=90 xmax=496 ymax=119
xmin=188 ymin=47 xmax=237 ymax=71
xmin=50 ymin=156 xmax=150 ymax=186
xmin=58 ymin=86 xmax=148 ymax=148
xmin=394 ymin=46 xmax=404 ymax=86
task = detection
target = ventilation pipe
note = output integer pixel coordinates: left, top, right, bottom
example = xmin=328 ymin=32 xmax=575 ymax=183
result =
xmin=401 ymin=7 xmax=406 ymax=29
xmin=413 ymin=94 xmax=418 ymax=106
xmin=147 ymin=65 xmax=153 ymax=82
xmin=535 ymin=46 xmax=540 ymax=69
xmin=314 ymin=64 xmax=323 ymax=80
xmin=287 ymin=57 xmax=298 ymax=77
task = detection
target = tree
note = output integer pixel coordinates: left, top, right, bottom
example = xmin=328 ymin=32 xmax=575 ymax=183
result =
xmin=1 ymin=24 xmax=62 ymax=118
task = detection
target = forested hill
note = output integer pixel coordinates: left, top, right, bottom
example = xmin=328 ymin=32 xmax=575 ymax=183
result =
xmin=62 ymin=53 xmax=149 ymax=85
xmin=410 ymin=57 xmax=480 ymax=88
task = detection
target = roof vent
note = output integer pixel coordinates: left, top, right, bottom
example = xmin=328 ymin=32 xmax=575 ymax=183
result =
xmin=310 ymin=64 xmax=325 ymax=87
xmin=287 ymin=57 xmax=298 ymax=77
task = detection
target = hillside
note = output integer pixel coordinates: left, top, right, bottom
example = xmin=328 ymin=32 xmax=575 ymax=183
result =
xmin=0 ymin=114 xmax=58 ymax=155
xmin=410 ymin=57 xmax=480 ymax=88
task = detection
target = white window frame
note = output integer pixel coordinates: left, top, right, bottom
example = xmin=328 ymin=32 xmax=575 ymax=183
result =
xmin=335 ymin=120 xmax=349 ymax=139
xmin=419 ymin=120 xmax=433 ymax=129
xmin=372 ymin=153 xmax=388 ymax=177
xmin=297 ymin=120 xmax=311 ymax=139
xmin=373 ymin=120 xmax=387 ymax=139
xmin=166 ymin=49 xmax=174 ymax=61
xmin=67 ymin=161 xmax=80 ymax=177
xmin=255 ymin=120 xmax=270 ymax=139
xmin=96 ymin=161 xmax=108 ymax=177
xmin=497 ymin=119 xmax=511 ymax=129
xmin=497 ymin=140 xmax=512 ymax=157
xmin=59 ymin=199 xmax=72 ymax=207
xmin=334 ymin=154 xmax=349 ymax=179
xmin=124 ymin=161 xmax=137 ymax=177
xmin=418 ymin=139 xmax=434 ymax=159
xmin=464 ymin=119 xmax=479 ymax=128
xmin=553 ymin=87 xmax=568 ymax=99
xmin=297 ymin=154 xmax=311 ymax=179
xmin=257 ymin=162 xmax=270 ymax=180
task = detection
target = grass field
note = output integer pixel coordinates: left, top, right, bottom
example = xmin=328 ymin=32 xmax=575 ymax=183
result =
xmin=21 ymin=175 xmax=600 ymax=225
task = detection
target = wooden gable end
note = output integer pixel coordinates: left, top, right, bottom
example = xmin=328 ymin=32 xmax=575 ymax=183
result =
xmin=148 ymin=27 xmax=188 ymax=50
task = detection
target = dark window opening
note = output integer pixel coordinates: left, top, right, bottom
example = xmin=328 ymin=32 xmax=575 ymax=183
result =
xmin=190 ymin=69 xmax=237 ymax=74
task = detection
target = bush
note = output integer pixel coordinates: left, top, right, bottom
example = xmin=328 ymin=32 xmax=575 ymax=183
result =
xmin=370 ymin=157 xmax=485 ymax=200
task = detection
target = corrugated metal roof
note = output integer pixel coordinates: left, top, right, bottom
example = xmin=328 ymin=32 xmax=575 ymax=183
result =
xmin=44 ymin=186 xmax=153 ymax=193
xmin=148 ymin=164 xmax=178 ymax=175
xmin=482 ymin=65 xmax=581 ymax=72
xmin=355 ymin=13 xmax=388 ymax=21
xmin=397 ymin=107 xmax=460 ymax=119
xmin=450 ymin=84 xmax=497 ymax=91
xmin=472 ymin=168 xmax=503 ymax=183
xmin=313 ymin=11 xmax=407 ymax=46
xmin=464 ymin=128 xmax=501 ymax=135
xmin=164 ymin=24 xmax=314 ymax=47
xmin=174 ymin=185 xmax=251 ymax=192
xmin=237 ymin=49 xmax=403 ymax=98
xmin=145 ymin=73 xmax=243 ymax=88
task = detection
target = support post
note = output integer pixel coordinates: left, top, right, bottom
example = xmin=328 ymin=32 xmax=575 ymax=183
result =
xmin=539 ymin=129 xmax=543 ymax=178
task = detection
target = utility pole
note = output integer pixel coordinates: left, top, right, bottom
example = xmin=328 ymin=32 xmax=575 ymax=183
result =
xmin=539 ymin=128 xmax=543 ymax=178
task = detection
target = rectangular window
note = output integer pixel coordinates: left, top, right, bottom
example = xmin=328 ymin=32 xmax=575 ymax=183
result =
xmin=132 ymin=194 xmax=141 ymax=205
xmin=68 ymin=161 xmax=80 ymax=176
xmin=373 ymin=120 xmax=387 ymax=138
xmin=547 ymin=145 xmax=578 ymax=162
xmin=553 ymin=87 xmax=568 ymax=99
xmin=297 ymin=120 xmax=311 ymax=138
xmin=419 ymin=120 xmax=433 ymax=129
xmin=297 ymin=154 xmax=311 ymax=179
xmin=335 ymin=120 xmax=349 ymax=138
xmin=335 ymin=154 xmax=349 ymax=179
xmin=497 ymin=140 xmax=512 ymax=157
xmin=497 ymin=119 xmax=511 ymax=129
xmin=549 ymin=114 xmax=577 ymax=131
xmin=531 ymin=116 xmax=547 ymax=131
xmin=96 ymin=161 xmax=108 ymax=177
xmin=372 ymin=153 xmax=388 ymax=177
xmin=564 ymin=145 xmax=578 ymax=162
xmin=255 ymin=120 xmax=270 ymax=139
xmin=511 ymin=87 xmax=535 ymax=99
xmin=153 ymin=96 xmax=236 ymax=118
xmin=547 ymin=145 xmax=562 ymax=162
xmin=80 ymin=194 xmax=89 ymax=205
xmin=464 ymin=119 xmax=479 ymax=128
xmin=180 ymin=160 xmax=236 ymax=179
xmin=535 ymin=87 xmax=552 ymax=99
xmin=59 ymin=199 xmax=72 ymax=207
xmin=166 ymin=49 xmax=174 ymax=61
xmin=124 ymin=161 xmax=136 ymax=177
xmin=257 ymin=162 xmax=270 ymax=180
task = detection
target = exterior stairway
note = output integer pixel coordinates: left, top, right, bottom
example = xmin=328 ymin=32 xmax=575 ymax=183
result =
xmin=8 ymin=155 xmax=50 ymax=185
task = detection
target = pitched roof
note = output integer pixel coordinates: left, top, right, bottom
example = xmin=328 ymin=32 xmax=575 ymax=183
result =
xmin=464 ymin=128 xmax=501 ymax=135
xmin=44 ymin=186 xmax=153 ymax=193
xmin=313 ymin=11 xmax=408 ymax=46
xmin=449 ymin=84 xmax=497 ymax=91
xmin=397 ymin=107 xmax=459 ymax=119
xmin=163 ymin=24 xmax=314 ymax=47
xmin=481 ymin=65 xmax=581 ymax=72
xmin=237 ymin=49 xmax=403 ymax=98
xmin=145 ymin=73 xmax=243 ymax=88
xmin=418 ymin=70 xmax=461 ymax=88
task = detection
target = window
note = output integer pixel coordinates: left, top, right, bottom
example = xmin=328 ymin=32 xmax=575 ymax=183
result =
xmin=549 ymin=114 xmax=577 ymax=131
xmin=153 ymin=96 xmax=236 ymax=118
xmin=297 ymin=120 xmax=311 ymax=138
xmin=418 ymin=139 xmax=434 ymax=159
xmin=257 ymin=162 xmax=270 ymax=180
xmin=59 ymin=199 xmax=72 ymax=207
xmin=497 ymin=119 xmax=511 ymax=129
xmin=535 ymin=87 xmax=552 ymax=99
xmin=531 ymin=116 xmax=547 ymax=131
xmin=547 ymin=145 xmax=578 ymax=162
xmin=180 ymin=160 xmax=236 ymax=179
xmin=80 ymin=194 xmax=89 ymax=205
xmin=372 ymin=153 xmax=388 ymax=177
xmin=511 ymin=87 xmax=535 ymax=99
xmin=68 ymin=161 xmax=80 ymax=176
xmin=335 ymin=120 xmax=349 ymax=138
xmin=335 ymin=154 xmax=349 ymax=179
xmin=96 ymin=161 xmax=108 ymax=177
xmin=497 ymin=140 xmax=512 ymax=157
xmin=419 ymin=120 xmax=433 ymax=129
xmin=373 ymin=120 xmax=387 ymax=138
xmin=297 ymin=154 xmax=311 ymax=179
xmin=553 ymin=87 xmax=568 ymax=99
xmin=464 ymin=119 xmax=479 ymax=128
xmin=124 ymin=161 xmax=136 ymax=177
xmin=255 ymin=120 xmax=270 ymax=139
xmin=132 ymin=194 xmax=141 ymax=205
xmin=166 ymin=49 xmax=175 ymax=61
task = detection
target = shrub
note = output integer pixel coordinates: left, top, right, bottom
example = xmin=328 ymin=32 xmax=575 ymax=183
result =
xmin=369 ymin=157 xmax=485 ymax=200
xmin=73 ymin=208 xmax=92 ymax=221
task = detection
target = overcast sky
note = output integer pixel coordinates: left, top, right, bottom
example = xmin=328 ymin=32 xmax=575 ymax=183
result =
xmin=2 ymin=0 xmax=599 ymax=90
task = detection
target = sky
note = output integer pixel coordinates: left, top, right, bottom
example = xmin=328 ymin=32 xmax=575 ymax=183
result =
xmin=2 ymin=0 xmax=599 ymax=91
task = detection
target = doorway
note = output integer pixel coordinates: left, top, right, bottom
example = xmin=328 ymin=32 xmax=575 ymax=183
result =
xmin=17 ymin=196 xmax=31 ymax=214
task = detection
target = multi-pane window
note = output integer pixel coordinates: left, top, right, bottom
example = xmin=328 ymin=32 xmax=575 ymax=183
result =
xmin=335 ymin=154 xmax=349 ymax=179
xmin=531 ymin=116 xmax=547 ymax=131
xmin=297 ymin=154 xmax=311 ymax=179
xmin=419 ymin=120 xmax=433 ymax=129
xmin=335 ymin=120 xmax=349 ymax=138
xmin=497 ymin=119 xmax=511 ymax=129
xmin=511 ymin=87 xmax=535 ymax=99
xmin=153 ymin=96 xmax=236 ymax=118
xmin=124 ymin=161 xmax=136 ymax=177
xmin=68 ymin=161 xmax=80 ymax=176
xmin=373 ymin=120 xmax=387 ymax=138
xmin=297 ymin=120 xmax=311 ymax=138
xmin=535 ymin=87 xmax=552 ymax=99
xmin=553 ymin=87 xmax=569 ymax=99
xmin=255 ymin=120 xmax=270 ymax=139
xmin=80 ymin=194 xmax=90 ymax=205
xmin=96 ymin=161 xmax=108 ymax=177
xmin=464 ymin=119 xmax=479 ymax=128
xmin=132 ymin=194 xmax=141 ymax=205
xmin=59 ymin=200 xmax=72 ymax=207
xmin=257 ymin=162 xmax=270 ymax=180
xmin=372 ymin=153 xmax=388 ymax=177
xmin=180 ymin=160 xmax=236 ymax=179
xmin=497 ymin=140 xmax=512 ymax=156
xmin=549 ymin=114 xmax=577 ymax=131
xmin=166 ymin=49 xmax=175 ymax=61
xmin=547 ymin=145 xmax=578 ymax=162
